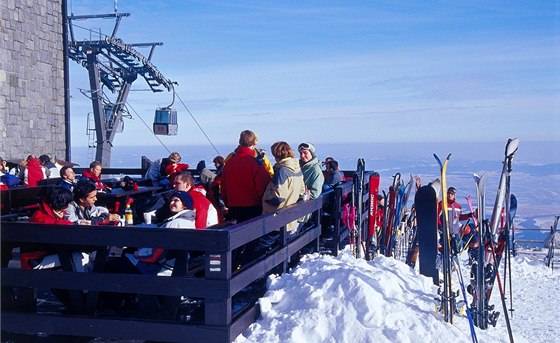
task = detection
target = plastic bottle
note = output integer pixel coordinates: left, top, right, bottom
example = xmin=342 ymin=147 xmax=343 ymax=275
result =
xmin=124 ymin=204 xmax=133 ymax=226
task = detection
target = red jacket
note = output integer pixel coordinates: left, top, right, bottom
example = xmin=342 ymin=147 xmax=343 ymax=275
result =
xmin=438 ymin=199 xmax=470 ymax=235
xmin=20 ymin=202 xmax=74 ymax=269
xmin=221 ymin=147 xmax=272 ymax=208
xmin=26 ymin=158 xmax=44 ymax=187
xmin=188 ymin=186 xmax=213 ymax=229
xmin=165 ymin=163 xmax=190 ymax=183
xmin=82 ymin=169 xmax=108 ymax=190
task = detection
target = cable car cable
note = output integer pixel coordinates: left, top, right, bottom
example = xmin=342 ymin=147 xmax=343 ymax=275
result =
xmin=175 ymin=91 xmax=221 ymax=156
xmin=125 ymin=101 xmax=172 ymax=154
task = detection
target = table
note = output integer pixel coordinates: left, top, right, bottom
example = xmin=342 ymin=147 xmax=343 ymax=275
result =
xmin=96 ymin=186 xmax=162 ymax=213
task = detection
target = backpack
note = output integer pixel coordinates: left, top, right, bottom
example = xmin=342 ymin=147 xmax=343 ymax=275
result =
xmin=1 ymin=173 xmax=21 ymax=187
xmin=122 ymin=176 xmax=138 ymax=191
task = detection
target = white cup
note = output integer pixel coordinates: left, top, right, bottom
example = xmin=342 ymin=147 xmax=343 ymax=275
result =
xmin=143 ymin=212 xmax=153 ymax=225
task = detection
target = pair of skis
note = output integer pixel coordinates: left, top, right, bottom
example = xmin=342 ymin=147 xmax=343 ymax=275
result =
xmin=350 ymin=159 xmax=366 ymax=258
xmin=545 ymin=215 xmax=559 ymax=269
xmin=469 ymin=138 xmax=518 ymax=343
xmin=415 ymin=154 xmax=477 ymax=342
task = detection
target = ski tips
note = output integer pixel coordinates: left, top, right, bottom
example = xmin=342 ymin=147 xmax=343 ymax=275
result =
xmin=505 ymin=138 xmax=519 ymax=158
xmin=473 ymin=172 xmax=488 ymax=184
xmin=433 ymin=153 xmax=452 ymax=168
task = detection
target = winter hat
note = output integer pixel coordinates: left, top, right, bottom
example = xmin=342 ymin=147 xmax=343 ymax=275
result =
xmin=447 ymin=187 xmax=457 ymax=194
xmin=298 ymin=142 xmax=316 ymax=158
xmin=196 ymin=160 xmax=206 ymax=172
xmin=170 ymin=191 xmax=194 ymax=209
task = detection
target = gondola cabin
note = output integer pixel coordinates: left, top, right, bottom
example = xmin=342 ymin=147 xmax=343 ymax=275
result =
xmin=153 ymin=107 xmax=178 ymax=135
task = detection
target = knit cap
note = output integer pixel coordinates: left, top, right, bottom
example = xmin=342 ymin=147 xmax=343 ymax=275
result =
xmin=196 ymin=160 xmax=206 ymax=172
xmin=170 ymin=191 xmax=194 ymax=209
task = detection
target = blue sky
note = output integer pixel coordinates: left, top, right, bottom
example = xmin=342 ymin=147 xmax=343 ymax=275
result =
xmin=67 ymin=1 xmax=560 ymax=149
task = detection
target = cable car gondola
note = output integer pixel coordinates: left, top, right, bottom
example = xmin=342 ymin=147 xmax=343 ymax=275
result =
xmin=153 ymin=107 xmax=178 ymax=135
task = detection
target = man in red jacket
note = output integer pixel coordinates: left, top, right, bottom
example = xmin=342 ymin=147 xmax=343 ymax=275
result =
xmin=221 ymin=130 xmax=272 ymax=222
xmin=81 ymin=161 xmax=111 ymax=191
xmin=173 ymin=171 xmax=218 ymax=229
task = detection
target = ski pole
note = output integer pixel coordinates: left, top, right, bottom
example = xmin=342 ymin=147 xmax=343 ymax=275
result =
xmin=489 ymin=241 xmax=515 ymax=343
xmin=452 ymin=257 xmax=479 ymax=343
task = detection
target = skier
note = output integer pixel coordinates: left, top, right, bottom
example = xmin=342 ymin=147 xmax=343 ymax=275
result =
xmin=438 ymin=187 xmax=471 ymax=254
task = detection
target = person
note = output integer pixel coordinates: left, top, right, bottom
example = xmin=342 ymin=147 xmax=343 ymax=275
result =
xmin=58 ymin=165 xmax=76 ymax=191
xmin=322 ymin=156 xmax=334 ymax=180
xmin=438 ymin=187 xmax=471 ymax=252
xmin=196 ymin=160 xmax=216 ymax=191
xmin=19 ymin=187 xmax=91 ymax=272
xmin=298 ymin=142 xmax=324 ymax=199
xmin=24 ymin=155 xmax=44 ymax=187
xmin=221 ymin=130 xmax=272 ymax=222
xmin=213 ymin=155 xmax=225 ymax=172
xmin=0 ymin=156 xmax=9 ymax=175
xmin=0 ymin=156 xmax=20 ymax=188
xmin=38 ymin=154 xmax=59 ymax=179
xmin=9 ymin=156 xmax=27 ymax=184
xmin=81 ymin=161 xmax=111 ymax=192
xmin=262 ymin=141 xmax=306 ymax=232
xmin=105 ymin=191 xmax=196 ymax=276
xmin=65 ymin=179 xmax=121 ymax=225
xmin=145 ymin=152 xmax=185 ymax=188
xmin=172 ymin=171 xmax=219 ymax=229
xmin=324 ymin=160 xmax=344 ymax=187
xmin=208 ymin=155 xmax=226 ymax=221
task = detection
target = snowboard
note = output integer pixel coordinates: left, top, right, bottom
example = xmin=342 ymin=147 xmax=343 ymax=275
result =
xmin=415 ymin=184 xmax=439 ymax=285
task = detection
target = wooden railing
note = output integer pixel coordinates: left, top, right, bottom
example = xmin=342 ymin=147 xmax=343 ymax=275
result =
xmin=1 ymin=197 xmax=324 ymax=343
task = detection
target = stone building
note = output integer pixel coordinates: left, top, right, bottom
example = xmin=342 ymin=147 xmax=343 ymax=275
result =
xmin=0 ymin=0 xmax=68 ymax=162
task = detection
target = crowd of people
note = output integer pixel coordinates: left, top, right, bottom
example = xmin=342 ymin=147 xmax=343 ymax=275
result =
xmin=7 ymin=130 xmax=338 ymax=274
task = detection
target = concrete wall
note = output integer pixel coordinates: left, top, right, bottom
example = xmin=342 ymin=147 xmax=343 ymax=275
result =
xmin=0 ymin=0 xmax=66 ymax=162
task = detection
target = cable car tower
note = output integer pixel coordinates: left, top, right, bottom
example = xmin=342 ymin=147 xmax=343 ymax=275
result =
xmin=67 ymin=11 xmax=175 ymax=167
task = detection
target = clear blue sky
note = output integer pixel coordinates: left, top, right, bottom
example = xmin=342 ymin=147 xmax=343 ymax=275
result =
xmin=67 ymin=1 xmax=560 ymax=149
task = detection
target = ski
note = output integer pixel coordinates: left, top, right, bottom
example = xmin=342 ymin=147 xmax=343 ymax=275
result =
xmin=394 ymin=174 xmax=415 ymax=261
xmin=378 ymin=190 xmax=388 ymax=256
xmin=383 ymin=173 xmax=400 ymax=257
xmin=489 ymin=138 xmax=519 ymax=238
xmin=470 ymin=171 xmax=488 ymax=329
xmin=510 ymin=194 xmax=518 ymax=256
xmin=482 ymin=139 xmax=519 ymax=326
xmin=353 ymin=158 xmax=366 ymax=258
xmin=434 ymin=153 xmax=453 ymax=323
xmin=366 ymin=172 xmax=381 ymax=260
xmin=405 ymin=206 xmax=418 ymax=267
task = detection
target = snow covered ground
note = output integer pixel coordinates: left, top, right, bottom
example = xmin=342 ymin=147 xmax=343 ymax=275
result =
xmin=234 ymin=248 xmax=560 ymax=343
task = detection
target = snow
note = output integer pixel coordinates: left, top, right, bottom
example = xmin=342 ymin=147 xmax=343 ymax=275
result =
xmin=234 ymin=248 xmax=559 ymax=343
